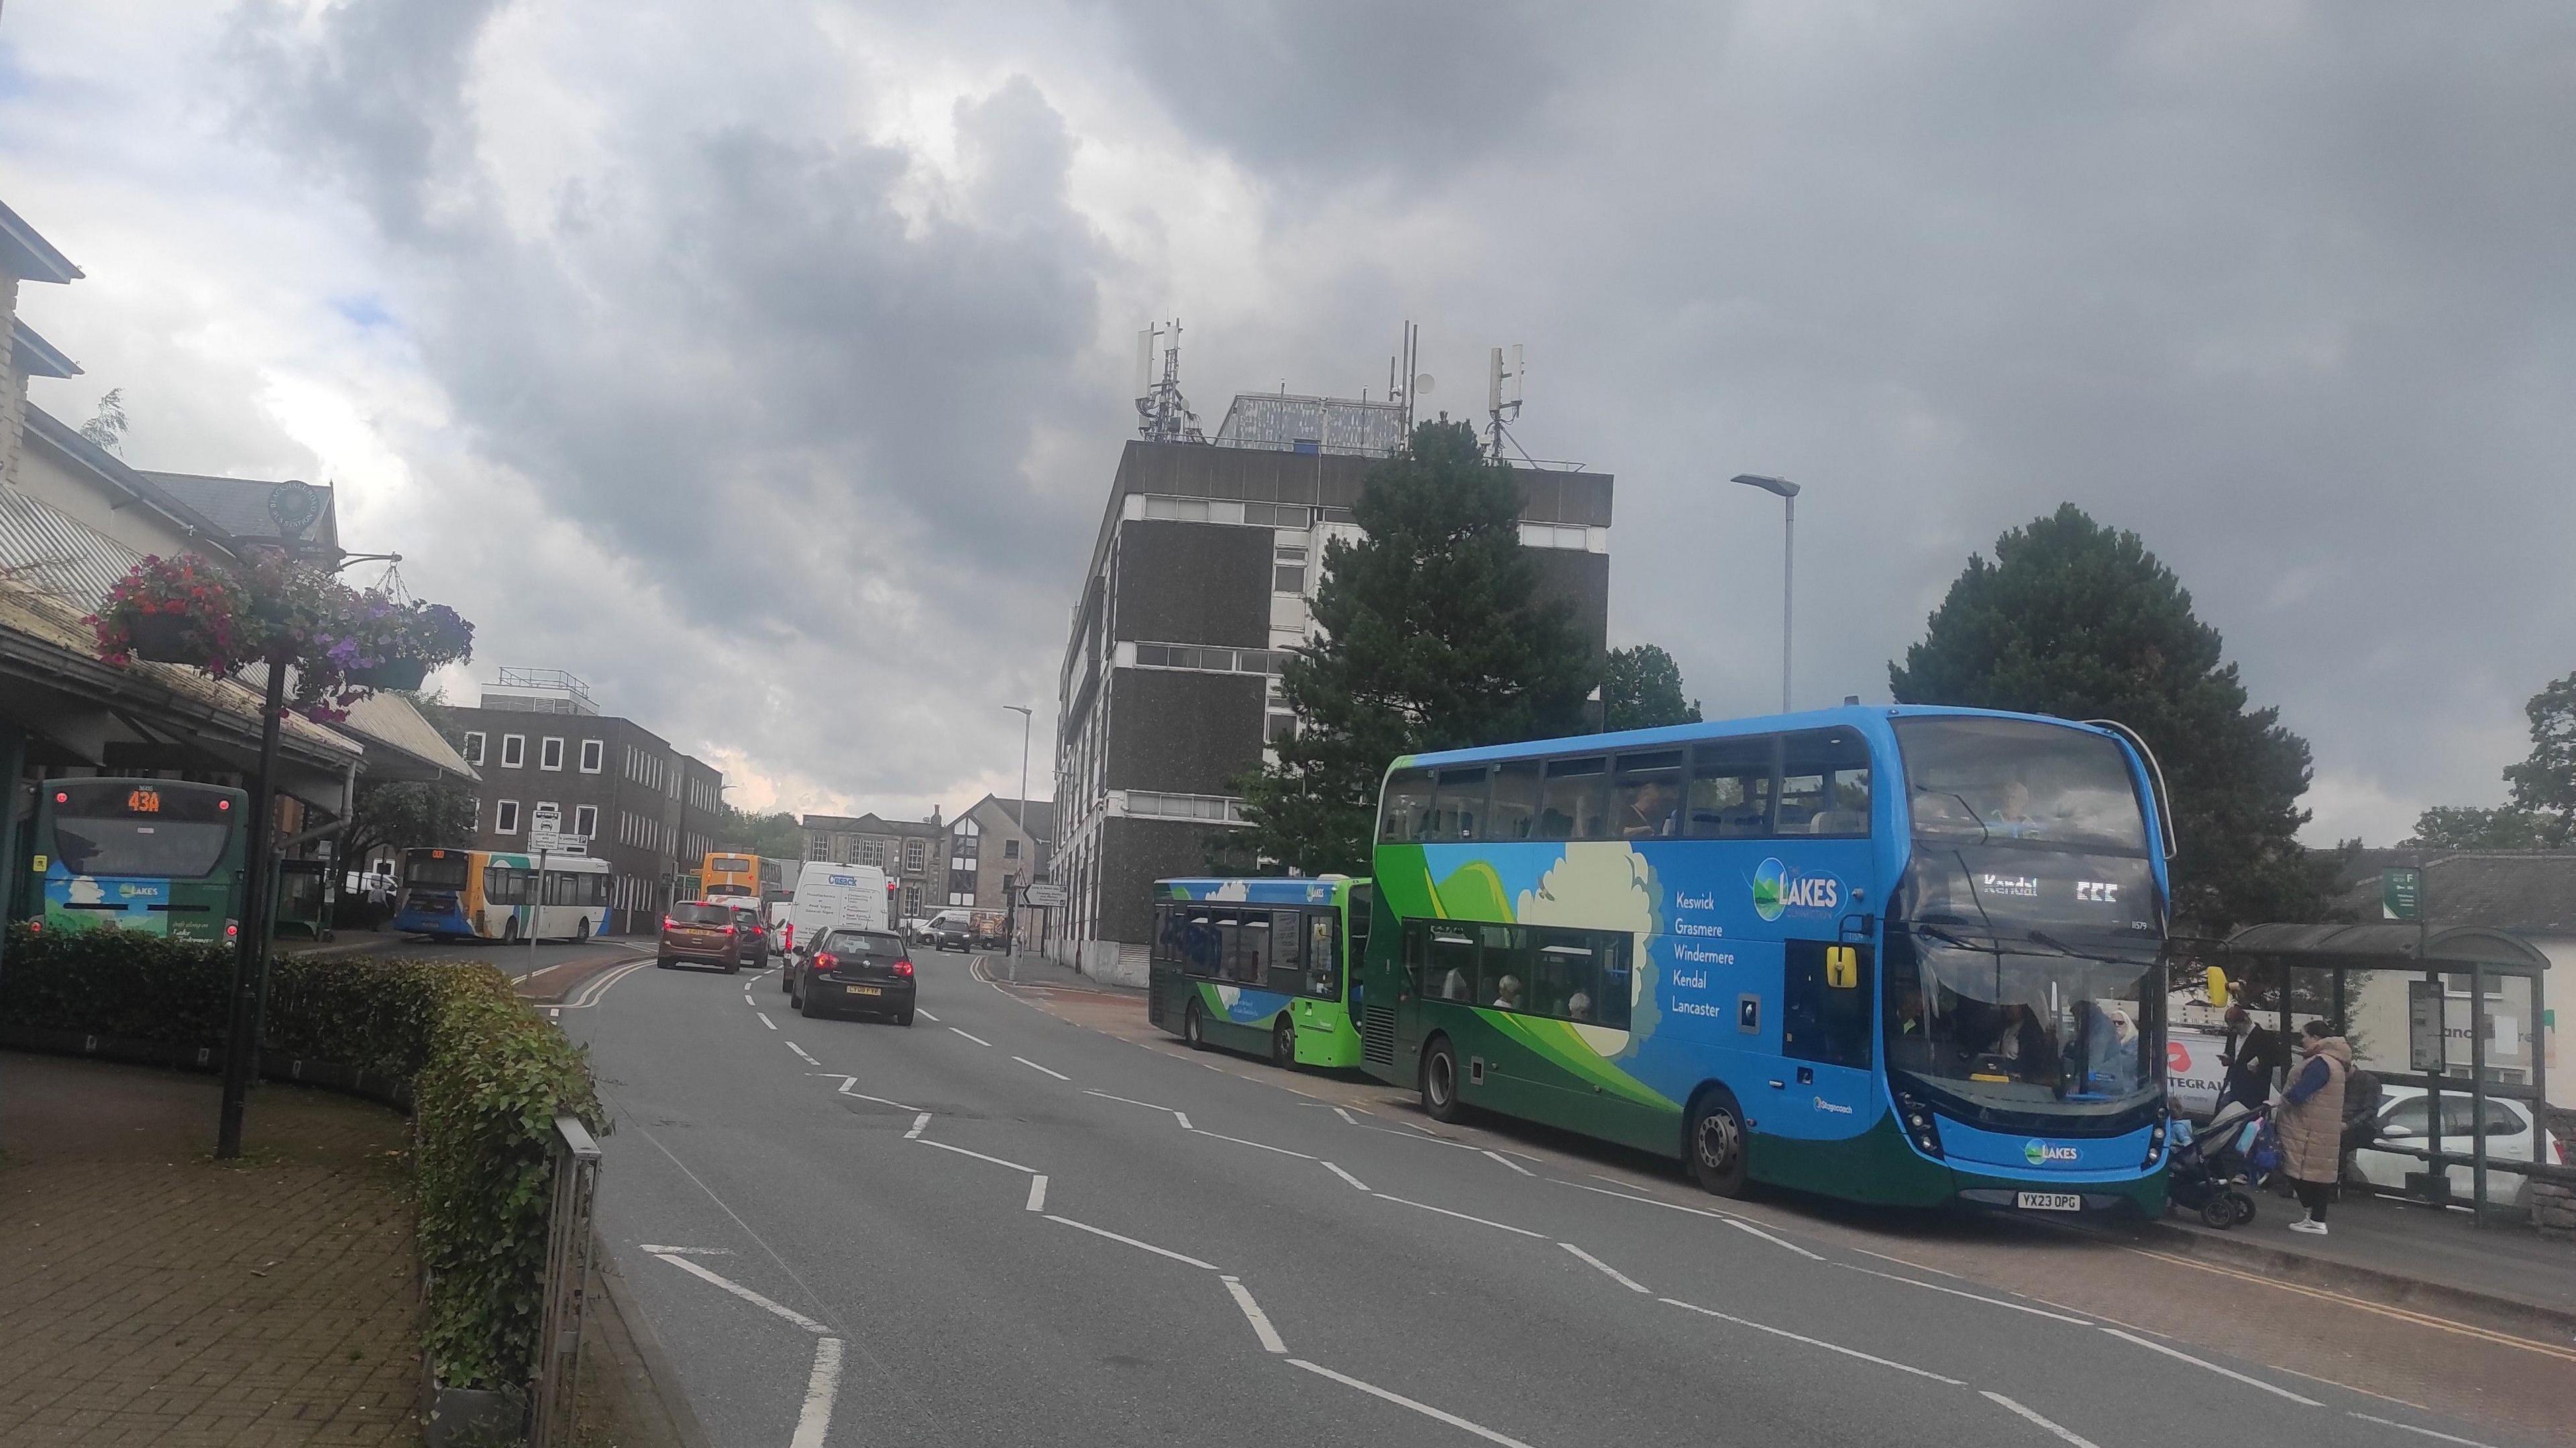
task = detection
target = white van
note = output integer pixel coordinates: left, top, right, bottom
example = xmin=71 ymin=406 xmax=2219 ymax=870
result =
xmin=786 ymin=862 xmax=889 ymax=954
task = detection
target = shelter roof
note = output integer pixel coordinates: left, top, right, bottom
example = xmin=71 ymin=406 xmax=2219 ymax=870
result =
xmin=140 ymin=471 xmax=339 ymax=553
xmin=2220 ymin=922 xmax=2551 ymax=974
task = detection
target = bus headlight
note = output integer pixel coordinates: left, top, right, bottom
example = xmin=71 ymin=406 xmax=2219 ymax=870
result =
xmin=1892 ymin=1089 xmax=1943 ymax=1160
xmin=2141 ymin=1113 xmax=2168 ymax=1170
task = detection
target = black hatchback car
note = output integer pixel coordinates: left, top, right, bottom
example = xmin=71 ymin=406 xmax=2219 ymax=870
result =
xmin=792 ymin=928 xmax=916 ymax=1025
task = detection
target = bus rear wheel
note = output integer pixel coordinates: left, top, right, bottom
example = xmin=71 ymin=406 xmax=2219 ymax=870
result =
xmin=1271 ymin=1017 xmax=1296 ymax=1069
xmin=1183 ymin=999 xmax=1208 ymax=1050
xmin=1687 ymin=1089 xmax=1750 ymax=1197
xmin=1421 ymin=1037 xmax=1464 ymax=1123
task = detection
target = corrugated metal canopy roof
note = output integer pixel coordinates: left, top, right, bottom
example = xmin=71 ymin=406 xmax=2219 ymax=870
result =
xmin=2220 ymin=922 xmax=2551 ymax=972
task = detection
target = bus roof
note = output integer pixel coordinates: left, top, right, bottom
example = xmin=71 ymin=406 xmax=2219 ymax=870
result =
xmin=1391 ymin=704 xmax=2127 ymax=773
xmin=1154 ymin=877 xmax=1359 ymax=905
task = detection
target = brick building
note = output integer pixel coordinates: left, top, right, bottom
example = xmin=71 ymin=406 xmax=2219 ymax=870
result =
xmin=799 ymin=810 xmax=949 ymax=921
xmin=443 ymin=669 xmax=722 ymax=931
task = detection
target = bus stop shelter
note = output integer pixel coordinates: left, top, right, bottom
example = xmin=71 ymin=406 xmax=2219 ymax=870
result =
xmin=2216 ymin=922 xmax=2564 ymax=1224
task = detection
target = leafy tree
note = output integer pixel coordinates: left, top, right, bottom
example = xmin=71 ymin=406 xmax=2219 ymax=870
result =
xmin=718 ymin=805 xmax=808 ymax=860
xmin=343 ymin=689 xmax=477 ymax=869
xmin=1603 ymin=643 xmax=1702 ymax=732
xmin=1232 ymin=421 xmax=1598 ymax=875
xmin=2407 ymin=669 xmax=2576 ymax=849
xmin=79 ymin=388 xmax=128 ymax=455
xmin=1889 ymin=504 xmax=2340 ymax=934
xmin=2501 ymin=671 xmax=2576 ymax=847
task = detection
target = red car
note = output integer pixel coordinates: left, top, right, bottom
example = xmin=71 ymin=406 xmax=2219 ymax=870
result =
xmin=657 ymin=900 xmax=755 ymax=972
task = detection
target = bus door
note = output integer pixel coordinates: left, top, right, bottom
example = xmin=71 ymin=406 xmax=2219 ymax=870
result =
xmin=1776 ymin=939 xmax=1878 ymax=1164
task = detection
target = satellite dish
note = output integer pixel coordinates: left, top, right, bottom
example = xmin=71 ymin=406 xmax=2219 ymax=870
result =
xmin=1413 ymin=373 xmax=1435 ymax=397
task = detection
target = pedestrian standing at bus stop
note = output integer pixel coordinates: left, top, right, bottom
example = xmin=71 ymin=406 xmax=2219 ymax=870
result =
xmin=2274 ymin=1020 xmax=2352 ymax=1235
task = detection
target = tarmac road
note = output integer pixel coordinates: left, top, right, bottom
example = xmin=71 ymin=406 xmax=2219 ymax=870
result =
xmin=567 ymin=949 xmax=2569 ymax=1448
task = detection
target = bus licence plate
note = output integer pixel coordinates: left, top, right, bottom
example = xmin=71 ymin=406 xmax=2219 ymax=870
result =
xmin=846 ymin=985 xmax=881 ymax=997
xmin=2017 ymin=1192 xmax=2082 ymax=1212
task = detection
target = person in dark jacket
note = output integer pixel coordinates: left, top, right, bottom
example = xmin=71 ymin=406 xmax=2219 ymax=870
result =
xmin=2219 ymin=1003 xmax=2287 ymax=1111
xmin=2339 ymin=1062 xmax=2385 ymax=1184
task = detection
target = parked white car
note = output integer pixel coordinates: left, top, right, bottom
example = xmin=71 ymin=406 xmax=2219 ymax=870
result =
xmin=2351 ymin=1083 xmax=2553 ymax=1209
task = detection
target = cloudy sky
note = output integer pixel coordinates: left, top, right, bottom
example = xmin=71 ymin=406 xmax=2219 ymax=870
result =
xmin=3 ymin=2 xmax=2569 ymax=841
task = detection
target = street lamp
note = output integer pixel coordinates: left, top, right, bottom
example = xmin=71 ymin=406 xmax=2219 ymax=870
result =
xmin=1002 ymin=705 xmax=1032 ymax=954
xmin=1731 ymin=474 xmax=1800 ymax=713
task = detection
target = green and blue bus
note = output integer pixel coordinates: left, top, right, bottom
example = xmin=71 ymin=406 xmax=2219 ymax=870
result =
xmin=1360 ymin=706 xmax=2175 ymax=1217
xmin=1149 ymin=876 xmax=1373 ymax=1068
xmin=21 ymin=779 xmax=248 ymax=944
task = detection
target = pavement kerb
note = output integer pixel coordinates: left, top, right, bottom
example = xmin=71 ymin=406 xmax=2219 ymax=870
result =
xmin=593 ymin=1235 xmax=715 ymax=1448
xmin=2112 ymin=1214 xmax=2576 ymax=1341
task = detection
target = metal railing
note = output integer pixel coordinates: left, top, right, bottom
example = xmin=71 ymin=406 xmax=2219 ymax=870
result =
xmin=529 ymin=1115 xmax=603 ymax=1448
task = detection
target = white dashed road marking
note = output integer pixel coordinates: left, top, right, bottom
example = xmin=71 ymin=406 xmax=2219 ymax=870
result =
xmin=1285 ymin=1359 xmax=1538 ymax=1448
xmin=1560 ymin=1242 xmax=1650 ymax=1294
xmin=949 ymin=1027 xmax=994 ymax=1047
xmin=1044 ymin=1215 xmax=1218 ymax=1271
xmin=1660 ymin=1297 xmax=1965 ymax=1386
xmin=1220 ymin=1276 xmax=1289 ymax=1354
xmin=1982 ymin=1392 xmax=2104 ymax=1448
xmin=1014 ymin=1055 xmax=1071 ymax=1080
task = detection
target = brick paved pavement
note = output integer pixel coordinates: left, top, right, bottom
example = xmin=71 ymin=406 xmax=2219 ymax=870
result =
xmin=0 ymin=1052 xmax=421 ymax=1447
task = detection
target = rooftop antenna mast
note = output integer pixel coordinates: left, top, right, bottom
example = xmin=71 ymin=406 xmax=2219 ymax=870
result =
xmin=1485 ymin=343 xmax=1525 ymax=461
xmin=1387 ymin=320 xmax=1430 ymax=451
xmin=1134 ymin=319 xmax=1204 ymax=443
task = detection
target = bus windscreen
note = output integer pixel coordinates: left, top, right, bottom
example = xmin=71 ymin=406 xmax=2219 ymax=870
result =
xmin=49 ymin=783 xmax=235 ymax=877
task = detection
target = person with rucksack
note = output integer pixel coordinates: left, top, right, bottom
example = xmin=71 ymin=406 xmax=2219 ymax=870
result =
xmin=2339 ymin=1060 xmax=2385 ymax=1186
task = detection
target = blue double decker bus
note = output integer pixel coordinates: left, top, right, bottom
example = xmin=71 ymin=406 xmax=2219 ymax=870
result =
xmin=1358 ymin=706 xmax=2174 ymax=1217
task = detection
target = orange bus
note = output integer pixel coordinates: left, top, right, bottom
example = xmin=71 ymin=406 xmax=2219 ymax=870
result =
xmin=702 ymin=852 xmax=762 ymax=901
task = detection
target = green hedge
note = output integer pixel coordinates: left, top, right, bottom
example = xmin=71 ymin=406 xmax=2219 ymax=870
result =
xmin=0 ymin=924 xmax=603 ymax=1391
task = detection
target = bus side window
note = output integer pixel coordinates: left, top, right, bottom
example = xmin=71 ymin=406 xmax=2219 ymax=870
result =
xmin=1479 ymin=924 xmax=1529 ymax=1008
xmin=1305 ymin=911 xmax=1338 ymax=999
xmin=1428 ymin=926 xmax=1477 ymax=1001
xmin=1183 ymin=911 xmax=1220 ymax=977
xmin=1488 ymin=761 xmax=1540 ymax=841
xmin=1433 ymin=767 xmax=1489 ymax=842
xmin=1780 ymin=729 xmax=1872 ymax=836
xmin=1268 ymin=909 xmax=1305 ymax=993
xmin=1539 ymin=757 xmax=1607 ymax=840
xmin=1689 ymin=737 xmax=1777 ymax=837
xmin=1381 ymin=769 xmax=1434 ymax=842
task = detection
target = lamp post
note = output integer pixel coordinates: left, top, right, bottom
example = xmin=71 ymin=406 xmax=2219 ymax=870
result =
xmin=1731 ymin=474 xmax=1800 ymax=713
xmin=1002 ymin=706 xmax=1032 ymax=953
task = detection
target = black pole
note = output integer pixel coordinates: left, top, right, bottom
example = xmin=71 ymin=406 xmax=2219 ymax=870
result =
xmin=216 ymin=655 xmax=288 ymax=1159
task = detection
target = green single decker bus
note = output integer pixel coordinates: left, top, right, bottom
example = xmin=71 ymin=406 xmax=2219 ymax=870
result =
xmin=1148 ymin=876 xmax=1373 ymax=1069
xmin=24 ymin=778 xmax=250 ymax=944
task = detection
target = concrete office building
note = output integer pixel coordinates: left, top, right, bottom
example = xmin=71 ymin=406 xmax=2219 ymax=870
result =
xmin=1050 ymin=392 xmax=1611 ymax=982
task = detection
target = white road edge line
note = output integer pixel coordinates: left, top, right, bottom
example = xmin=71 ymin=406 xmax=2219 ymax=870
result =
xmin=1286 ymin=1359 xmax=1538 ymax=1448
xmin=1193 ymin=1129 xmax=1315 ymax=1160
xmin=1839 ymin=1264 xmax=2092 ymax=1325
xmin=1726 ymin=1219 xmax=1825 ymax=1261
xmin=1374 ymin=1193 xmax=1546 ymax=1239
xmin=1333 ymin=1107 xmax=1360 ymax=1125
xmin=916 ymin=1008 xmax=941 ymax=1021
xmin=789 ymin=1337 xmax=844 ymax=1448
xmin=948 ymin=1026 xmax=994 ymax=1046
xmin=757 ymin=1013 xmax=779 ymax=1031
xmin=1321 ymin=1161 xmax=1371 ymax=1192
xmin=1083 ymin=1089 xmax=1191 ymax=1128
xmin=1483 ymin=1150 xmax=1536 ymax=1176
xmin=1014 ymin=1055 xmax=1071 ymax=1081
xmin=2098 ymin=1328 xmax=2322 ymax=1406
xmin=1560 ymin=1179 xmax=1729 ymax=1219
xmin=1660 ymin=1297 xmax=1965 ymax=1386
xmin=1026 ymin=1175 xmax=1048 ymax=1213
xmin=1220 ymin=1276 xmax=1289 ymax=1354
xmin=904 ymin=1112 xmax=930 ymax=1139
xmin=2347 ymin=1412 xmax=2500 ymax=1448
xmin=650 ymin=1253 xmax=828 ymax=1334
xmin=1982 ymin=1391 xmax=2103 ymax=1448
xmin=786 ymin=1043 xmax=819 ymax=1066
xmin=637 ymin=1244 xmax=733 ymax=1256
xmin=837 ymin=1080 xmax=923 ymax=1113
xmin=1044 ymin=1215 xmax=1218 ymax=1270
xmin=1560 ymin=1241 xmax=1650 ymax=1294
xmin=916 ymin=1139 xmax=1038 ymax=1174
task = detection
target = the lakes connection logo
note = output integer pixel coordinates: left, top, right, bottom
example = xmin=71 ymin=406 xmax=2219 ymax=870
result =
xmin=1752 ymin=858 xmax=1841 ymax=922
xmin=2023 ymin=1139 xmax=2079 ymax=1166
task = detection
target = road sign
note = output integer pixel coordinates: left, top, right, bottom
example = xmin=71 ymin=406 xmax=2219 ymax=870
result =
xmin=2381 ymin=867 xmax=2422 ymax=921
xmin=2408 ymin=980 xmax=2445 ymax=1072
xmin=1022 ymin=883 xmax=1066 ymax=907
xmin=527 ymin=832 xmax=586 ymax=855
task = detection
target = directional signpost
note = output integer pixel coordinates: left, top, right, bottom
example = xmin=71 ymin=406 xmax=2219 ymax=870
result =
xmin=523 ymin=805 xmax=588 ymax=966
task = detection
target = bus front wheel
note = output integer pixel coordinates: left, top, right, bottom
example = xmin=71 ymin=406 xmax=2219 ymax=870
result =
xmin=1421 ymin=1037 xmax=1464 ymax=1123
xmin=1687 ymin=1089 xmax=1750 ymax=1198
xmin=1271 ymin=1017 xmax=1296 ymax=1069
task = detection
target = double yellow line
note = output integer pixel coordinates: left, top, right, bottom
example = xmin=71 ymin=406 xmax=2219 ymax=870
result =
xmin=2123 ymin=1245 xmax=2576 ymax=1362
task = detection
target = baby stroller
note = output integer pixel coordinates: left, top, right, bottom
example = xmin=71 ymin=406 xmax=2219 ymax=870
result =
xmin=2167 ymin=1101 xmax=2268 ymax=1228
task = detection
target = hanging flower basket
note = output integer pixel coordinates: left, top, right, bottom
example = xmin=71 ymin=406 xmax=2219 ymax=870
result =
xmin=345 ymin=657 xmax=428 ymax=690
xmin=125 ymin=611 xmax=200 ymax=664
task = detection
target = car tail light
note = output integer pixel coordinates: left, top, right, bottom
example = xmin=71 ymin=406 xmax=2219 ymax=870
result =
xmin=224 ymin=921 xmax=238 ymax=941
xmin=814 ymin=952 xmax=838 ymax=973
xmin=661 ymin=916 xmax=678 ymax=932
xmin=722 ymin=924 xmax=737 ymax=936
xmin=893 ymin=958 xmax=914 ymax=978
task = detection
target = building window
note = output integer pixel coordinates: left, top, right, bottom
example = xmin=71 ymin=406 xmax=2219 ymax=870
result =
xmin=949 ymin=891 xmax=971 ymax=907
xmin=1273 ymin=564 xmax=1305 ymax=594
xmin=1004 ymin=838 xmax=1020 ymax=860
xmin=904 ymin=839 xmax=926 ymax=873
xmin=471 ymin=797 xmax=481 ymax=830
xmin=495 ymin=799 xmax=522 ymax=834
xmin=574 ymin=804 xmax=598 ymax=838
xmin=579 ymin=738 xmax=604 ymax=773
xmin=861 ymin=840 xmax=885 ymax=868
xmin=1267 ymin=711 xmax=1297 ymax=743
xmin=808 ymin=835 xmax=830 ymax=862
xmin=540 ymin=736 xmax=565 ymax=771
xmin=501 ymin=734 xmax=526 ymax=769
xmin=462 ymin=732 xmax=486 ymax=766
